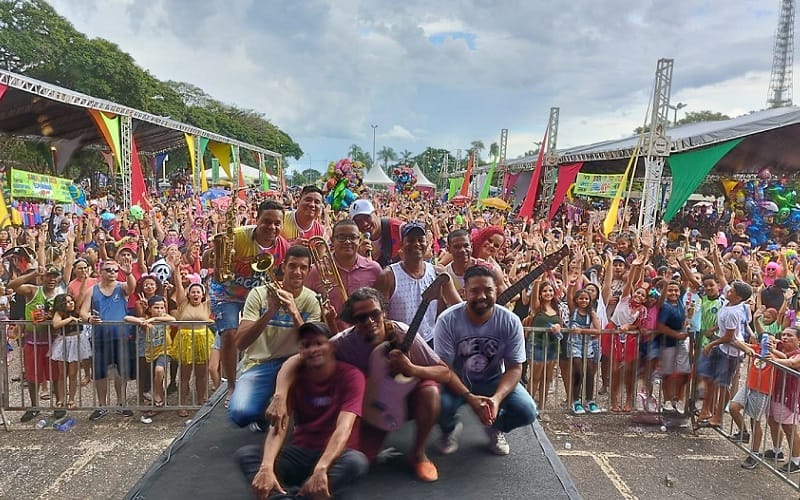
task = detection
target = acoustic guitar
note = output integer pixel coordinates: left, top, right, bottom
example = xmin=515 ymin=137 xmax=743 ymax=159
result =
xmin=363 ymin=274 xmax=450 ymax=431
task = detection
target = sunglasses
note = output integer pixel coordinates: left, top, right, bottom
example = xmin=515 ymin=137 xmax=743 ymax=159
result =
xmin=334 ymin=234 xmax=360 ymax=242
xmin=102 ymin=268 xmax=119 ymax=273
xmin=352 ymin=309 xmax=382 ymax=324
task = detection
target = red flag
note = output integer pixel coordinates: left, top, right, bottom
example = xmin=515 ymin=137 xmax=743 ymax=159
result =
xmin=548 ymin=162 xmax=584 ymax=220
xmin=0 ymin=84 xmax=8 ymax=101
xmin=130 ymin=140 xmax=152 ymax=211
xmin=237 ymin=167 xmax=247 ymax=200
xmin=459 ymin=151 xmax=474 ymax=198
xmin=518 ymin=126 xmax=550 ymax=220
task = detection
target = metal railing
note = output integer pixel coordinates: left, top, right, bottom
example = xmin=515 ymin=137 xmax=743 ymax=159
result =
xmin=2 ymin=319 xmax=218 ymax=428
xmin=523 ymin=325 xmax=800 ymax=491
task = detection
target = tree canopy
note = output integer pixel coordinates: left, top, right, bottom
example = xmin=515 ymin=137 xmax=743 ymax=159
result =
xmin=0 ymin=0 xmax=302 ymax=178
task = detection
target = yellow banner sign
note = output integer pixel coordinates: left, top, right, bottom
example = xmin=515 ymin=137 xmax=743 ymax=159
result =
xmin=572 ymin=173 xmax=625 ymax=198
xmin=10 ymin=169 xmax=73 ymax=202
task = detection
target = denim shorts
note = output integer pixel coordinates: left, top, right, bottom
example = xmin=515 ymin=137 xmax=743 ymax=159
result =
xmin=211 ymin=301 xmax=244 ymax=333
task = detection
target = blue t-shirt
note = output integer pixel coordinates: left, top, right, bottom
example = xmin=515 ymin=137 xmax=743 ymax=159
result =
xmin=434 ymin=303 xmax=526 ymax=384
xmin=657 ymin=301 xmax=686 ymax=348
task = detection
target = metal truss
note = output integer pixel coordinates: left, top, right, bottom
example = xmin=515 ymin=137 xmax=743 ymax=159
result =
xmin=120 ymin=115 xmax=133 ymax=209
xmin=539 ymin=107 xmax=560 ymax=213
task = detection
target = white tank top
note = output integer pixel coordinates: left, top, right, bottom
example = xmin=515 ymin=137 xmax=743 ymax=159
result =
xmin=387 ymin=262 xmax=439 ymax=342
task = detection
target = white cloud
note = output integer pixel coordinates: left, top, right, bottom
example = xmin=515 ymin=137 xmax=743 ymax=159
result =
xmin=44 ymin=0 xmax=789 ymax=169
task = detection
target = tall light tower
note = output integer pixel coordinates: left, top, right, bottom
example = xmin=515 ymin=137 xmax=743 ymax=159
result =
xmin=371 ymin=124 xmax=378 ymax=169
xmin=767 ymin=0 xmax=795 ymax=108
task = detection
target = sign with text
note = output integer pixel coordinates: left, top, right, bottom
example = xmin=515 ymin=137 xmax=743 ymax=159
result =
xmin=11 ymin=169 xmax=73 ymax=202
xmin=572 ymin=173 xmax=626 ymax=198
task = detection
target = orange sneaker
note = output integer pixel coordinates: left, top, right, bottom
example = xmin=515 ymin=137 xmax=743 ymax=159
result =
xmin=414 ymin=459 xmax=439 ymax=482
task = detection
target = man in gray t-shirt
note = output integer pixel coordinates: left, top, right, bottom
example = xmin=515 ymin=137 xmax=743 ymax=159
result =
xmin=434 ymin=265 xmax=537 ymax=456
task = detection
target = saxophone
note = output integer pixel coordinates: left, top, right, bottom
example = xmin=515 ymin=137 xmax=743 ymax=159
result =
xmin=212 ymin=189 xmax=241 ymax=282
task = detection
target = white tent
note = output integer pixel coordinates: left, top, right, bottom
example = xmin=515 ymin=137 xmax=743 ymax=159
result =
xmin=362 ymin=165 xmax=394 ymax=186
xmin=204 ymin=163 xmax=277 ymax=184
xmin=412 ymin=163 xmax=436 ymax=188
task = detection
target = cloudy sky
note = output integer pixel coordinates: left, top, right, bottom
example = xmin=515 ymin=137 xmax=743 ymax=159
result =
xmin=49 ymin=0 xmax=787 ymax=172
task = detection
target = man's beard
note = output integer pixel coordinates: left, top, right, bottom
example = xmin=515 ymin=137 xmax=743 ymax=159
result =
xmin=469 ymin=299 xmax=493 ymax=315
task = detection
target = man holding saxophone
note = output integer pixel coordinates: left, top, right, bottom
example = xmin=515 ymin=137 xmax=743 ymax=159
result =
xmin=209 ymin=199 xmax=290 ymax=406
xmin=229 ymin=245 xmax=321 ymax=430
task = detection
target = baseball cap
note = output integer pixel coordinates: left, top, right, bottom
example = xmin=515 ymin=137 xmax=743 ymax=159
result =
xmin=45 ymin=264 xmax=62 ymax=276
xmin=401 ymin=221 xmax=427 ymax=239
xmin=349 ymin=200 xmax=375 ymax=219
xmin=612 ymin=255 xmax=627 ymax=264
xmin=297 ymin=321 xmax=332 ymax=339
xmin=118 ymin=243 xmax=138 ymax=255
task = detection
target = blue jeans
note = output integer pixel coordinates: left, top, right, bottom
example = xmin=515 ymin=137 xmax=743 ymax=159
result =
xmin=228 ymin=358 xmax=287 ymax=427
xmin=235 ymin=444 xmax=368 ymax=498
xmin=440 ymin=374 xmax=538 ymax=434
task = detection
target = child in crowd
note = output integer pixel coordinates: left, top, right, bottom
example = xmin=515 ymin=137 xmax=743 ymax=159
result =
xmin=49 ymin=293 xmax=90 ymax=409
xmin=126 ymin=295 xmax=175 ymax=423
xmin=765 ymin=327 xmax=800 ymax=474
xmin=565 ymin=288 xmax=602 ymax=414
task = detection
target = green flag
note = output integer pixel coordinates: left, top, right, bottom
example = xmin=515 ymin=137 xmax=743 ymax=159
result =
xmin=662 ymin=138 xmax=743 ymax=222
xmin=477 ymin=155 xmax=498 ymax=205
xmin=448 ymin=178 xmax=463 ymax=200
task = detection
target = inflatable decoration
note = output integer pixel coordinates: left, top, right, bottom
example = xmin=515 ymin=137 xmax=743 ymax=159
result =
xmin=129 ymin=204 xmax=144 ymax=221
xmin=738 ymin=168 xmax=800 ymax=247
xmin=392 ymin=165 xmax=418 ymax=198
xmin=69 ymin=184 xmax=87 ymax=208
xmin=323 ymin=158 xmax=364 ymax=211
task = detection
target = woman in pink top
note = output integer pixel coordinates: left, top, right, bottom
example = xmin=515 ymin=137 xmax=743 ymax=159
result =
xmin=67 ymin=258 xmax=96 ymax=386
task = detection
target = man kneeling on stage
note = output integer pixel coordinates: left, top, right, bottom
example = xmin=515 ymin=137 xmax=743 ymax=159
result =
xmin=435 ymin=265 xmax=538 ymax=456
xmin=235 ymin=322 xmax=368 ymax=499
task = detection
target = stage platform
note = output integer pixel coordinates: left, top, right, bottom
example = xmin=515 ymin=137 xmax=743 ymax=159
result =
xmin=126 ymin=389 xmax=580 ymax=499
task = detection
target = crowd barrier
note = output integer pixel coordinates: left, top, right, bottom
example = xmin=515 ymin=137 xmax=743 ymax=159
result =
xmin=523 ymin=326 xmax=800 ymax=490
xmin=1 ymin=319 xmax=216 ymax=425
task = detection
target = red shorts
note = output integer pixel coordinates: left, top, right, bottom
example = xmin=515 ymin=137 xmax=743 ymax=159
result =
xmin=23 ymin=343 xmax=60 ymax=383
xmin=359 ymin=379 xmax=439 ymax=462
xmin=602 ymin=324 xmax=639 ymax=363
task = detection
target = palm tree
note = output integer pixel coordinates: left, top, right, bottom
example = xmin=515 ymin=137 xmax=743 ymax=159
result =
xmin=470 ymin=140 xmax=485 ymax=165
xmin=377 ymin=146 xmax=398 ymax=172
xmin=489 ymin=142 xmax=499 ymax=160
xmin=348 ymin=144 xmax=372 ymax=168
xmin=400 ymin=149 xmax=413 ymax=165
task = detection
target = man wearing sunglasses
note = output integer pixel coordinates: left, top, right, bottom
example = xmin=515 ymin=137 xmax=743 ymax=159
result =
xmin=267 ymin=287 xmax=451 ymax=483
xmin=80 ymin=258 xmax=137 ymax=421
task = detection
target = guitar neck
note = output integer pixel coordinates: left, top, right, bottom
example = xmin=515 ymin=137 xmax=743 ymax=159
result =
xmin=397 ymin=298 xmax=433 ymax=353
xmin=496 ymin=268 xmax=545 ymax=306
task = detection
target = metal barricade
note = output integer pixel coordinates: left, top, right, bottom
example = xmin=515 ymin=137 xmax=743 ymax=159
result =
xmin=1 ymin=319 xmax=216 ymax=428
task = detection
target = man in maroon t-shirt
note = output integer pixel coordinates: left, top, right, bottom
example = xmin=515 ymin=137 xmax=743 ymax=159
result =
xmin=235 ymin=322 xmax=368 ymax=499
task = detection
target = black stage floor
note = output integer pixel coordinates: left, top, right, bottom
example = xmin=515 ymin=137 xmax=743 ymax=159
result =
xmin=126 ymin=389 xmax=580 ymax=499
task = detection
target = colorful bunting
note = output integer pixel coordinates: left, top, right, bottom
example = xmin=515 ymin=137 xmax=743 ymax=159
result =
xmin=518 ymin=126 xmax=550 ymax=220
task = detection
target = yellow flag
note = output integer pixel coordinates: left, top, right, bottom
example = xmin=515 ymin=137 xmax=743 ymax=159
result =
xmin=721 ymin=179 xmax=739 ymax=198
xmin=603 ymin=140 xmax=643 ymax=236
xmin=0 ymin=190 xmax=10 ymax=228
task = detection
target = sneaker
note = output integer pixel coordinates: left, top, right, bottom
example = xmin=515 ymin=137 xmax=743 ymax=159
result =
xmin=249 ymin=421 xmax=266 ymax=433
xmin=438 ymin=421 xmax=463 ymax=455
xmin=764 ymin=449 xmax=785 ymax=461
xmin=779 ymin=461 xmax=800 ymax=474
xmin=728 ymin=430 xmax=751 ymax=444
xmin=572 ymin=401 xmax=586 ymax=415
xmin=140 ymin=414 xmax=153 ymax=425
xmin=486 ymin=428 xmax=510 ymax=456
xmin=587 ymin=401 xmax=602 ymax=414
xmin=741 ymin=454 xmax=760 ymax=469
xmin=661 ymin=401 xmax=675 ymax=413
xmin=89 ymin=408 xmax=109 ymax=421
xmin=20 ymin=409 xmax=40 ymax=423
xmin=673 ymin=400 xmax=684 ymax=415
xmin=646 ymin=396 xmax=658 ymax=413
xmin=116 ymin=407 xmax=134 ymax=418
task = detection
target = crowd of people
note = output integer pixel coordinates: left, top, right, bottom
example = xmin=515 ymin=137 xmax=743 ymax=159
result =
xmin=3 ymin=180 xmax=800 ymax=495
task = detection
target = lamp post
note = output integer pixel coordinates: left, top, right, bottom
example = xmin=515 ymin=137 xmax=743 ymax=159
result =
xmin=371 ymin=124 xmax=378 ymax=170
xmin=668 ymin=102 xmax=687 ymax=126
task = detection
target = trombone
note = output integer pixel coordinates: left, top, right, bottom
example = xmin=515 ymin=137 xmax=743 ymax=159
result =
xmin=308 ymin=236 xmax=347 ymax=308
xmin=251 ymin=253 xmax=283 ymax=304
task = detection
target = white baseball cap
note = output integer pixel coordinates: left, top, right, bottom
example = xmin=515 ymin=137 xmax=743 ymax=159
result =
xmin=349 ymin=199 xmax=375 ymax=218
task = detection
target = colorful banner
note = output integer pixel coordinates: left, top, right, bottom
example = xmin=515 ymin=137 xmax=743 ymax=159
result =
xmin=459 ymin=151 xmax=474 ymax=198
xmin=10 ymin=169 xmax=73 ymax=202
xmin=573 ymin=173 xmax=626 ymax=198
xmin=130 ymin=139 xmax=152 ymax=211
xmin=207 ymin=141 xmax=233 ymax=178
xmin=603 ymin=140 xmax=641 ymax=236
xmin=448 ymin=178 xmax=463 ymax=200
xmin=0 ymin=83 xmax=7 ymax=101
xmin=548 ymin=162 xmax=584 ymax=219
xmin=662 ymin=138 xmax=743 ymax=222
xmin=477 ymin=154 xmax=498 ymax=205
xmin=518 ymin=126 xmax=549 ymax=220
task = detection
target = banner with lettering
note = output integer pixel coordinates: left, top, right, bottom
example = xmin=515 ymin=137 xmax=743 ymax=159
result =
xmin=10 ymin=169 xmax=73 ymax=202
xmin=572 ymin=173 xmax=626 ymax=198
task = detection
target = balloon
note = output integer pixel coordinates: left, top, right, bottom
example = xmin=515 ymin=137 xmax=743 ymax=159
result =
xmin=779 ymin=207 xmax=791 ymax=220
xmin=744 ymin=197 xmax=756 ymax=213
xmin=744 ymin=181 xmax=755 ymax=194
xmin=760 ymin=201 xmax=779 ymax=213
xmin=129 ymin=205 xmax=144 ymax=221
xmin=100 ymin=212 xmax=116 ymax=221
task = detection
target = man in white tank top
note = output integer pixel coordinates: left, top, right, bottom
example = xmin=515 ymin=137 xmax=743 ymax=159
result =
xmin=375 ymin=222 xmax=461 ymax=345
xmin=443 ymin=230 xmax=506 ymax=299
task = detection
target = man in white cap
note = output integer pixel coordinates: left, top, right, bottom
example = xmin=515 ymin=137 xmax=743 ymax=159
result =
xmin=349 ymin=200 xmax=403 ymax=268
